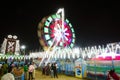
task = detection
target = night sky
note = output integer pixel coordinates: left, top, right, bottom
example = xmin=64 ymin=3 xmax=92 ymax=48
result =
xmin=0 ymin=1 xmax=120 ymax=51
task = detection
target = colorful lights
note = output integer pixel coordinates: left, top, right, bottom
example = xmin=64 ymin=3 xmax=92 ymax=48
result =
xmin=38 ymin=9 xmax=75 ymax=51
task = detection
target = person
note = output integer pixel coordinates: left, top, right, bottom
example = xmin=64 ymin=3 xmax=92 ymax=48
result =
xmin=12 ymin=65 xmax=23 ymax=80
xmin=33 ymin=62 xmax=37 ymax=79
xmin=42 ymin=63 xmax=45 ymax=75
xmin=45 ymin=63 xmax=50 ymax=75
xmin=107 ymin=69 xmax=120 ymax=80
xmin=2 ymin=62 xmax=8 ymax=74
xmin=24 ymin=64 xmax=28 ymax=80
xmin=50 ymin=63 xmax=54 ymax=78
xmin=8 ymin=61 xmax=14 ymax=73
xmin=53 ymin=63 xmax=58 ymax=78
xmin=1 ymin=67 xmax=15 ymax=80
xmin=28 ymin=62 xmax=35 ymax=80
xmin=0 ymin=66 xmax=4 ymax=79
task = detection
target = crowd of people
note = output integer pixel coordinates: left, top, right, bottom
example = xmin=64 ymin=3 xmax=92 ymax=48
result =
xmin=41 ymin=62 xmax=58 ymax=78
xmin=0 ymin=59 xmax=36 ymax=80
xmin=0 ymin=59 xmax=59 ymax=80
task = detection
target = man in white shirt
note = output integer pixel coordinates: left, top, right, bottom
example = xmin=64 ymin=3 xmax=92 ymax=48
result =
xmin=1 ymin=69 xmax=15 ymax=80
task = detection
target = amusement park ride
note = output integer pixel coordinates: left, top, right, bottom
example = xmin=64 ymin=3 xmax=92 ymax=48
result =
xmin=37 ymin=8 xmax=75 ymax=66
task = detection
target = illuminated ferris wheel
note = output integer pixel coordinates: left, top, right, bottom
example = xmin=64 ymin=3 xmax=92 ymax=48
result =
xmin=38 ymin=8 xmax=75 ymax=51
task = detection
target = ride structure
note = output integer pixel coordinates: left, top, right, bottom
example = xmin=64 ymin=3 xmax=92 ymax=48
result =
xmin=37 ymin=8 xmax=76 ymax=66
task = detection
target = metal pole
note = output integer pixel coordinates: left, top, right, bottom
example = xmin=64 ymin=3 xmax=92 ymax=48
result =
xmin=24 ymin=49 xmax=25 ymax=63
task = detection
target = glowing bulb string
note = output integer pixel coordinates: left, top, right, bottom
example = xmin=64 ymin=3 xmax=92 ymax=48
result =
xmin=39 ymin=8 xmax=65 ymax=66
xmin=39 ymin=37 xmax=56 ymax=66
xmin=39 ymin=30 xmax=61 ymax=66
xmin=45 ymin=36 xmax=61 ymax=65
xmin=46 ymin=8 xmax=65 ymax=62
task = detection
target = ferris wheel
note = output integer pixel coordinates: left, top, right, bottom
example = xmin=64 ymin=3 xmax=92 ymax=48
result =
xmin=38 ymin=8 xmax=75 ymax=51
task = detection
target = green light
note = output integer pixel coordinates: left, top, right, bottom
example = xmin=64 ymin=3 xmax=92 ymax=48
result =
xmin=47 ymin=17 xmax=53 ymax=22
xmin=71 ymin=28 xmax=75 ymax=33
xmin=72 ymin=33 xmax=75 ymax=38
xmin=44 ymin=27 xmax=49 ymax=33
xmin=66 ymin=19 xmax=69 ymax=23
xmin=56 ymin=14 xmax=60 ymax=19
xmin=52 ymin=14 xmax=56 ymax=19
xmin=72 ymin=38 xmax=75 ymax=43
xmin=45 ymin=21 xmax=50 ymax=26
xmin=70 ymin=43 xmax=74 ymax=48
xmin=45 ymin=34 xmax=50 ymax=40
xmin=48 ymin=40 xmax=52 ymax=46
xmin=69 ymin=23 xmax=72 ymax=28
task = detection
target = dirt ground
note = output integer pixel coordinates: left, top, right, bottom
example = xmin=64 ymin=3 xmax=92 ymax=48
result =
xmin=34 ymin=70 xmax=87 ymax=80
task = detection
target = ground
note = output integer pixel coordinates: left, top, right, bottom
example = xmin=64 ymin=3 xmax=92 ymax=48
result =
xmin=34 ymin=70 xmax=87 ymax=80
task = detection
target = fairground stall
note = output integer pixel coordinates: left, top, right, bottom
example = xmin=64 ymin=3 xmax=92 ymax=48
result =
xmin=86 ymin=42 xmax=120 ymax=80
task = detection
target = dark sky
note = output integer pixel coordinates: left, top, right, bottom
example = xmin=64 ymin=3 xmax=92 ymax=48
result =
xmin=0 ymin=0 xmax=120 ymax=51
